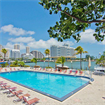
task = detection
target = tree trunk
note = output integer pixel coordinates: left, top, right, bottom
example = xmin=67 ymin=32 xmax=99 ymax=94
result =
xmin=4 ymin=53 xmax=6 ymax=61
xmin=35 ymin=63 xmax=37 ymax=66
xmin=62 ymin=64 xmax=64 ymax=67
xmin=80 ymin=53 xmax=82 ymax=70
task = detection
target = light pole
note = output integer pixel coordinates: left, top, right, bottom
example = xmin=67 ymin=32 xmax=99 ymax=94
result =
xmin=8 ymin=59 xmax=10 ymax=68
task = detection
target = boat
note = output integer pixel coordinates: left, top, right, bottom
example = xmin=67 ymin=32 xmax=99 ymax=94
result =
xmin=56 ymin=64 xmax=69 ymax=69
xmin=93 ymin=66 xmax=105 ymax=75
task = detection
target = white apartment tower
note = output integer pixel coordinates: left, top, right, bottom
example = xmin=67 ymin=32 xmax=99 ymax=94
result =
xmin=50 ymin=44 xmax=75 ymax=57
xmin=10 ymin=49 xmax=20 ymax=59
xmin=30 ymin=50 xmax=44 ymax=59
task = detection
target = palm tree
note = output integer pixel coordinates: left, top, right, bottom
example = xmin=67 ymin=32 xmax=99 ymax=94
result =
xmin=31 ymin=58 xmax=37 ymax=66
xmin=18 ymin=61 xmax=25 ymax=67
xmin=13 ymin=60 xmax=18 ymax=65
xmin=1 ymin=48 xmax=7 ymax=61
xmin=75 ymin=46 xmax=88 ymax=70
xmin=44 ymin=49 xmax=50 ymax=67
xmin=56 ymin=56 xmax=66 ymax=67
xmin=42 ymin=57 xmax=46 ymax=61
xmin=0 ymin=54 xmax=2 ymax=59
xmin=96 ymin=51 xmax=105 ymax=66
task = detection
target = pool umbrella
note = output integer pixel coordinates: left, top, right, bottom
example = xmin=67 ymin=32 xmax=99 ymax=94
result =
xmin=88 ymin=57 xmax=91 ymax=68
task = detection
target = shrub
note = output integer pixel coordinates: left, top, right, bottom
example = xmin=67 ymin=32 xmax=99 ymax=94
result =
xmin=10 ymin=64 xmax=19 ymax=67
xmin=24 ymin=65 xmax=30 ymax=67
xmin=0 ymin=62 xmax=8 ymax=67
xmin=46 ymin=66 xmax=52 ymax=69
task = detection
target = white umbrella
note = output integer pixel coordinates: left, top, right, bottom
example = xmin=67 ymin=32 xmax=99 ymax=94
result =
xmin=88 ymin=57 xmax=91 ymax=68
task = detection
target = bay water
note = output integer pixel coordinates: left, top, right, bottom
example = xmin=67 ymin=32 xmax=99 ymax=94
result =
xmin=25 ymin=61 xmax=96 ymax=71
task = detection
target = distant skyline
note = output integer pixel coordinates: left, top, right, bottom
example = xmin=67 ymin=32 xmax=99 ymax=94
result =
xmin=0 ymin=0 xmax=105 ymax=58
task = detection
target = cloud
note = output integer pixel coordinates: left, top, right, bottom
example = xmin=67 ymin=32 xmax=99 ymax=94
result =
xmin=1 ymin=24 xmax=35 ymax=36
xmin=6 ymin=37 xmax=74 ymax=50
xmin=80 ymin=29 xmax=96 ymax=43
xmin=5 ymin=42 xmax=26 ymax=50
xmin=27 ymin=38 xmax=74 ymax=49
xmin=99 ymin=40 xmax=105 ymax=45
xmin=4 ymin=42 xmax=14 ymax=50
xmin=9 ymin=37 xmax=35 ymax=43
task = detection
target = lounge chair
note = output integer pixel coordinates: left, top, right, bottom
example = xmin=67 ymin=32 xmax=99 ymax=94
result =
xmin=75 ymin=70 xmax=78 ymax=75
xmin=46 ymin=69 xmax=48 ymax=71
xmin=0 ymin=68 xmax=3 ymax=72
xmin=59 ymin=69 xmax=62 ymax=72
xmin=80 ymin=71 xmax=83 ymax=75
xmin=64 ymin=70 xmax=67 ymax=73
xmin=50 ymin=69 xmax=52 ymax=72
xmin=0 ymin=85 xmax=11 ymax=90
xmin=3 ymin=87 xmax=17 ymax=94
xmin=40 ymin=68 xmax=42 ymax=70
xmin=14 ymin=68 xmax=16 ymax=71
xmin=23 ymin=96 xmax=39 ymax=105
xmin=55 ymin=69 xmax=57 ymax=72
xmin=0 ymin=83 xmax=7 ymax=87
xmin=13 ymin=93 xmax=30 ymax=103
xmin=7 ymin=90 xmax=23 ymax=97
xmin=69 ymin=70 xmax=72 ymax=74
xmin=5 ymin=68 xmax=7 ymax=72
xmin=18 ymin=68 xmax=20 ymax=70
xmin=10 ymin=68 xmax=12 ymax=71
xmin=0 ymin=81 xmax=3 ymax=85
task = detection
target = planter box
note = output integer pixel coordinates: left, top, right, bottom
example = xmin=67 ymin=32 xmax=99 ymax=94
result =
xmin=34 ymin=66 xmax=40 ymax=68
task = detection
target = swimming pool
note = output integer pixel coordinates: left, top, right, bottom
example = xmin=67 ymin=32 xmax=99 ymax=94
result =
xmin=0 ymin=71 xmax=92 ymax=101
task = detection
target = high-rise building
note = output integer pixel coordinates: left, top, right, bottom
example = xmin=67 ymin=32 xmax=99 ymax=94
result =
xmin=10 ymin=49 xmax=20 ymax=59
xmin=30 ymin=50 xmax=44 ymax=59
xmin=30 ymin=50 xmax=38 ymax=58
xmin=50 ymin=45 xmax=57 ymax=57
xmin=0 ymin=44 xmax=4 ymax=58
xmin=26 ymin=46 xmax=30 ymax=54
xmin=50 ymin=44 xmax=75 ymax=57
xmin=14 ymin=44 xmax=20 ymax=50
xmin=38 ymin=52 xmax=44 ymax=59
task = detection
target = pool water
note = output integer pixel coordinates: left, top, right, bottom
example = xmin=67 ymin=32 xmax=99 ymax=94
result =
xmin=0 ymin=71 xmax=89 ymax=101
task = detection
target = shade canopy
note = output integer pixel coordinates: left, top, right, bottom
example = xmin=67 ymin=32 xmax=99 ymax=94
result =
xmin=0 ymin=62 xmax=6 ymax=64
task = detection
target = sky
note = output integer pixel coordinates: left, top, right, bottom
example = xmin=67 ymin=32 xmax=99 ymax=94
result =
xmin=0 ymin=0 xmax=105 ymax=58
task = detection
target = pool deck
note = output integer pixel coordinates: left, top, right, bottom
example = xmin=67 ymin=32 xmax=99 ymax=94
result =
xmin=0 ymin=68 xmax=105 ymax=105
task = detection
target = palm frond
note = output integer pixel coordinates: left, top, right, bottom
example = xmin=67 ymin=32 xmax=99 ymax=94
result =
xmin=45 ymin=49 xmax=50 ymax=55
xmin=83 ymin=51 xmax=88 ymax=53
xmin=74 ymin=52 xmax=80 ymax=55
